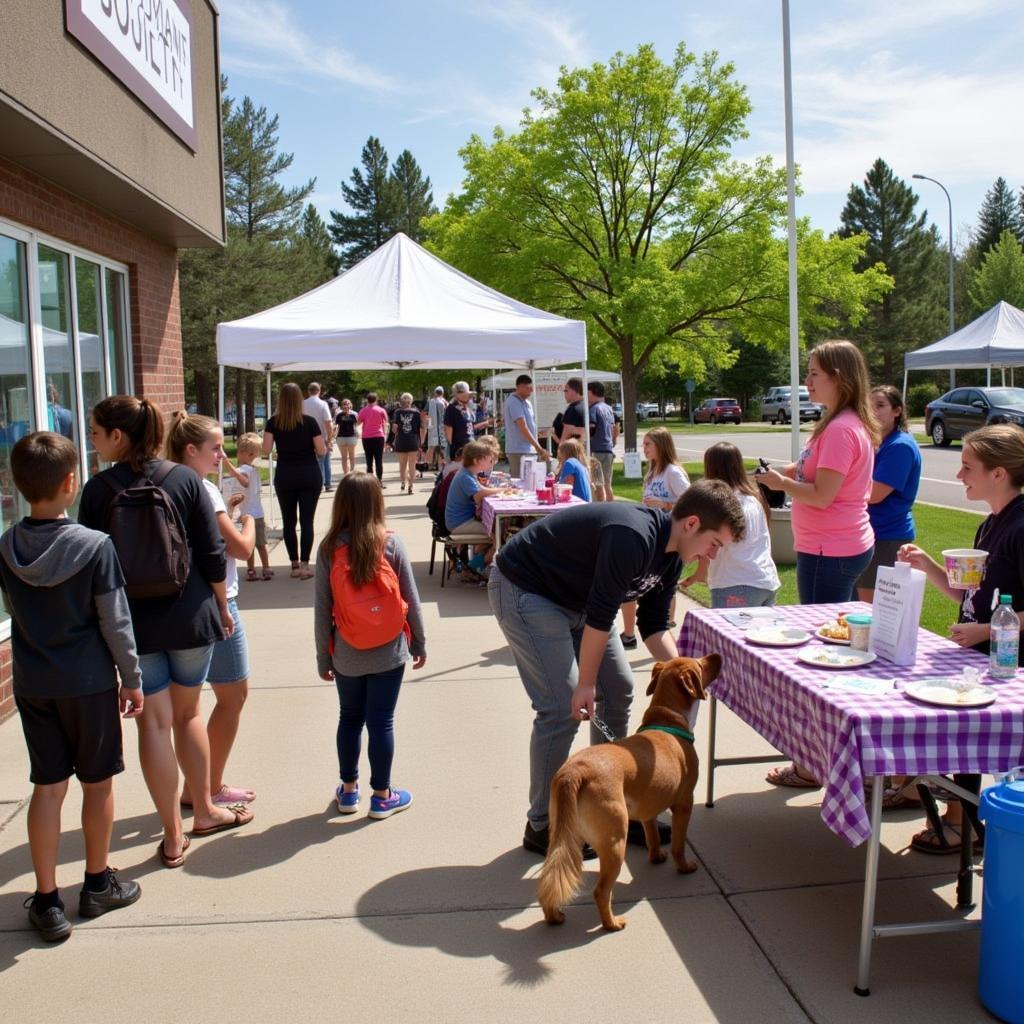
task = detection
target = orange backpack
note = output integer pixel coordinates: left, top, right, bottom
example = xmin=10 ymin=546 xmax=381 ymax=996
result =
xmin=330 ymin=539 xmax=409 ymax=651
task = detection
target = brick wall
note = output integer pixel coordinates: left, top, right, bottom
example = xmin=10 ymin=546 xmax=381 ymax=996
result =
xmin=0 ymin=155 xmax=187 ymax=720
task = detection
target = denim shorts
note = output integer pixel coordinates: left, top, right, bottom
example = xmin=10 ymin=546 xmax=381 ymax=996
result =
xmin=207 ymin=598 xmax=250 ymax=684
xmin=710 ymin=585 xmax=778 ymax=608
xmin=138 ymin=644 xmax=215 ymax=696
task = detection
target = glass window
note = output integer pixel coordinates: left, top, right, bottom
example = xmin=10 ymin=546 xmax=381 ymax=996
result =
xmin=76 ymin=257 xmax=104 ymax=476
xmin=104 ymin=268 xmax=130 ymax=395
xmin=37 ymin=244 xmax=80 ymax=449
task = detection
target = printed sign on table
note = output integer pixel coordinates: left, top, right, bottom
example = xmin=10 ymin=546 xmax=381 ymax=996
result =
xmin=869 ymin=561 xmax=926 ymax=666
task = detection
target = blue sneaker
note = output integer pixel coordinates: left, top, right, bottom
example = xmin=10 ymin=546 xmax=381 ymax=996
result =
xmin=368 ymin=787 xmax=413 ymax=820
xmin=335 ymin=783 xmax=360 ymax=814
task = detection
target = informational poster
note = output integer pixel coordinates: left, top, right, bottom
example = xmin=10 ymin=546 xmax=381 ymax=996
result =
xmin=869 ymin=561 xmax=926 ymax=666
xmin=623 ymin=450 xmax=642 ymax=478
xmin=533 ymin=370 xmax=571 ymax=435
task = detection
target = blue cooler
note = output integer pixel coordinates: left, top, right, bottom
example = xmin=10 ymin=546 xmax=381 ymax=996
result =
xmin=979 ymin=768 xmax=1024 ymax=1024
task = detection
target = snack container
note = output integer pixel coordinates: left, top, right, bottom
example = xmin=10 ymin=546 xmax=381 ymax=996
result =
xmin=942 ymin=549 xmax=988 ymax=590
xmin=845 ymin=613 xmax=872 ymax=651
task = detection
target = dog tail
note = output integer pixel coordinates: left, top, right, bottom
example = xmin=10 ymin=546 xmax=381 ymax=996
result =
xmin=537 ymin=766 xmax=585 ymax=924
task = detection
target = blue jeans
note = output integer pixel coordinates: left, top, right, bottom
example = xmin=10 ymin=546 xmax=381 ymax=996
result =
xmin=796 ymin=548 xmax=874 ymax=605
xmin=711 ymin=585 xmax=777 ymax=608
xmin=319 ymin=450 xmax=332 ymax=488
xmin=487 ymin=564 xmax=634 ymax=830
xmin=335 ymin=664 xmax=405 ymax=792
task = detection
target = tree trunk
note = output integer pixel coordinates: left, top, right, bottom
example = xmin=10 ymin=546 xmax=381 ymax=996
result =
xmin=620 ymin=362 xmax=639 ymax=451
xmin=194 ymin=370 xmax=215 ymax=416
xmin=244 ymin=376 xmax=256 ymax=433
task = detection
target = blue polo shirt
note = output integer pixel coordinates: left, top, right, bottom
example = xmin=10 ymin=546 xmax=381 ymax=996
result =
xmin=869 ymin=429 xmax=921 ymax=540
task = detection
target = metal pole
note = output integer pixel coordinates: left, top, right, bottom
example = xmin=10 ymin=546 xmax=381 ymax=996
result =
xmin=217 ymin=364 xmax=225 ymax=488
xmin=912 ymin=173 xmax=955 ymax=389
xmin=782 ymin=0 xmax=801 ymax=462
xmin=265 ymin=366 xmax=276 ymax=530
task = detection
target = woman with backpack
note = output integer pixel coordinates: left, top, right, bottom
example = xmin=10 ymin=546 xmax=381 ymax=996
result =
xmin=80 ymin=396 xmax=253 ymax=870
xmin=314 ymin=472 xmax=426 ymax=820
xmin=262 ymin=382 xmax=327 ymax=580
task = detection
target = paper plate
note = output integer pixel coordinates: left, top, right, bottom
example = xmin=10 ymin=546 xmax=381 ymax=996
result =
xmin=904 ymin=680 xmax=997 ymax=708
xmin=797 ymin=648 xmax=877 ymax=670
xmin=816 ymin=624 xmax=851 ymax=646
xmin=745 ymin=627 xmax=811 ymax=647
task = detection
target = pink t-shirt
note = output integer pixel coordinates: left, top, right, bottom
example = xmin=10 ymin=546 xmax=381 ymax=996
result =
xmin=791 ymin=409 xmax=874 ymax=557
xmin=357 ymin=404 xmax=389 ymax=439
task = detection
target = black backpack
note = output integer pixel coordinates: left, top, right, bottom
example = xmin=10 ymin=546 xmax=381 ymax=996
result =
xmin=101 ymin=461 xmax=191 ymax=599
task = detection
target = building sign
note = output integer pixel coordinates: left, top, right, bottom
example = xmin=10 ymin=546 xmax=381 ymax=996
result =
xmin=65 ymin=0 xmax=197 ymax=150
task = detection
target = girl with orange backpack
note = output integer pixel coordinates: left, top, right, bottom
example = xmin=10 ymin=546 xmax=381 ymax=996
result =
xmin=314 ymin=473 xmax=426 ymax=819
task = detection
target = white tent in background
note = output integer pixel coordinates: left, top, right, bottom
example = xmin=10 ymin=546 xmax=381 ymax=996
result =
xmin=480 ymin=369 xmax=622 ymax=391
xmin=903 ymin=301 xmax=1024 ymax=393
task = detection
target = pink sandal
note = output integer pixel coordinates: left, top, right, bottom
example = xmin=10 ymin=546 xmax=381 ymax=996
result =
xmin=213 ymin=785 xmax=256 ymax=805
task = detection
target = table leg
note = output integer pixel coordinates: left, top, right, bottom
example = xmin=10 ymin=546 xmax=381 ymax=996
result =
xmin=705 ymin=693 xmax=718 ymax=808
xmin=854 ymin=776 xmax=884 ymax=997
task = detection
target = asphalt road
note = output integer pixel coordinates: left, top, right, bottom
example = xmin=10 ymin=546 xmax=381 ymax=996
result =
xmin=639 ymin=428 xmax=977 ymax=513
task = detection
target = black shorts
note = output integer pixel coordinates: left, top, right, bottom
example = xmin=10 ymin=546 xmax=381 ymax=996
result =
xmin=16 ymin=689 xmax=124 ymax=785
xmin=855 ymin=538 xmax=909 ymax=591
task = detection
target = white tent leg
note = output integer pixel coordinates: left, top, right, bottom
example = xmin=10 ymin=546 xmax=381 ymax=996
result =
xmin=217 ymin=364 xmax=225 ymax=487
xmin=265 ymin=367 xmax=276 ymax=530
xmin=987 ymin=366 xmax=992 ymax=386
xmin=581 ymin=361 xmax=591 ymax=458
xmin=1001 ymin=367 xmax=1006 ymax=386
xmin=902 ymin=368 xmax=908 ymax=403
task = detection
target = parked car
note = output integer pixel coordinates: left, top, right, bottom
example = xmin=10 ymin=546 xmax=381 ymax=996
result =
xmin=694 ymin=397 xmax=742 ymax=424
xmin=925 ymin=386 xmax=1024 ymax=446
xmin=636 ymin=402 xmax=660 ymax=420
xmin=760 ymin=386 xmax=822 ymax=423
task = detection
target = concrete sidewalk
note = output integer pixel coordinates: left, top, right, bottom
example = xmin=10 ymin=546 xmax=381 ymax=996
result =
xmin=0 ymin=455 xmax=992 ymax=1022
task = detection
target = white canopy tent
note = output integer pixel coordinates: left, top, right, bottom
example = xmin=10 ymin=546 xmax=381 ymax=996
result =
xmin=902 ymin=301 xmax=1024 ymax=395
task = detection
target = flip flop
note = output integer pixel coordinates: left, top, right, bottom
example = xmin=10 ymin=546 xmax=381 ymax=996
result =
xmin=246 ymin=569 xmax=258 ymax=582
xmin=213 ymin=785 xmax=256 ymax=806
xmin=191 ymin=804 xmax=254 ymax=838
xmin=261 ymin=570 xmax=274 ymax=580
xmin=766 ymin=765 xmax=821 ymax=788
xmin=910 ymin=822 xmax=982 ymax=856
xmin=158 ymin=834 xmax=190 ymax=869
xmin=882 ymin=786 xmax=922 ymax=810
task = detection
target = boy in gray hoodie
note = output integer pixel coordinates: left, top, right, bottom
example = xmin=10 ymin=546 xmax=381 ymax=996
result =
xmin=0 ymin=432 xmax=144 ymax=941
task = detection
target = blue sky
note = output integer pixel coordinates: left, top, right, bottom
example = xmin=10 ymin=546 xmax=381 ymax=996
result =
xmin=217 ymin=0 xmax=1023 ymax=249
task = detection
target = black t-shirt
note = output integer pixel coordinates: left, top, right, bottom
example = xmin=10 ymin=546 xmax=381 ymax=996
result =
xmin=563 ymin=399 xmax=586 ymax=430
xmin=959 ymin=493 xmax=1024 ymax=662
xmin=444 ymin=402 xmax=474 ymax=448
xmin=496 ymin=503 xmax=682 ymax=638
xmin=267 ymin=415 xmax=321 ymax=464
xmin=334 ymin=411 xmax=358 ymax=438
xmin=392 ymin=408 xmax=423 ymax=452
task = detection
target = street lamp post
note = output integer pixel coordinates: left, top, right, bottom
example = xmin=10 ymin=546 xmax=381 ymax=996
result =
xmin=912 ymin=173 xmax=956 ymax=389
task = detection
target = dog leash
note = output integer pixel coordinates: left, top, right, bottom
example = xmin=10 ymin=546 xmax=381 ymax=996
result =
xmin=582 ymin=711 xmax=618 ymax=742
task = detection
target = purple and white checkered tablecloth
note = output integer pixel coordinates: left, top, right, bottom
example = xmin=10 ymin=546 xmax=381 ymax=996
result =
xmin=480 ymin=494 xmax=585 ymax=534
xmin=677 ymin=602 xmax=1024 ymax=846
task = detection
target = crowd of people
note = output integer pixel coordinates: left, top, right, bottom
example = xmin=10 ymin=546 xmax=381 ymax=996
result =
xmin=7 ymin=340 xmax=1024 ymax=942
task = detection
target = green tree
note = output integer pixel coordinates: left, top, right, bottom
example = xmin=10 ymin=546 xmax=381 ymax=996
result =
xmin=329 ymin=136 xmax=399 ymax=268
xmin=839 ymin=158 xmax=947 ymax=383
xmin=426 ymin=44 xmax=890 ymax=443
xmin=179 ymin=81 xmax=329 ymax=418
xmin=223 ymin=84 xmax=315 ymax=241
xmin=976 ymin=177 xmax=1023 ymax=255
xmin=299 ymin=203 xmax=340 ymax=276
xmin=390 ymin=150 xmax=436 ymax=240
xmin=969 ymin=230 xmax=1024 ymax=312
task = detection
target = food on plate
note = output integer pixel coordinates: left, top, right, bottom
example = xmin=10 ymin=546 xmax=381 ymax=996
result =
xmin=818 ymin=618 xmax=850 ymax=641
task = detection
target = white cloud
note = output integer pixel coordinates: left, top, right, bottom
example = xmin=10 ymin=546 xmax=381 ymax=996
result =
xmin=218 ymin=0 xmax=400 ymax=94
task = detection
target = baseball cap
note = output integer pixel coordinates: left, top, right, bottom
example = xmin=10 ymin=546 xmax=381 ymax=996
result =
xmin=453 ymin=381 xmax=471 ymax=394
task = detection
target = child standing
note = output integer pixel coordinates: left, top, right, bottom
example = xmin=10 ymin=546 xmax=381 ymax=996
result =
xmin=1 ymin=433 xmax=143 ymax=940
xmin=556 ymin=438 xmax=592 ymax=501
xmin=165 ymin=413 xmax=258 ymax=810
xmin=229 ymin=432 xmax=272 ymax=581
xmin=315 ymin=473 xmax=426 ymax=819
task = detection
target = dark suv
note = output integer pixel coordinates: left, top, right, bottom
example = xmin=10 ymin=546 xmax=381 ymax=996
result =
xmin=694 ymin=397 xmax=742 ymax=424
xmin=925 ymin=387 xmax=1024 ymax=445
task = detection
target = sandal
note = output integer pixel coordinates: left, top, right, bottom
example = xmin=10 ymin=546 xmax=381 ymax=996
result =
xmin=261 ymin=569 xmax=274 ymax=580
xmin=298 ymin=563 xmax=314 ymax=580
xmin=246 ymin=569 xmax=258 ymax=582
xmin=766 ymin=764 xmax=821 ymax=788
xmin=213 ymin=784 xmax=256 ymax=806
xmin=158 ymin=835 xmax=190 ymax=869
xmin=192 ymin=803 xmax=254 ymax=838
xmin=910 ymin=821 xmax=983 ymax=856
xmin=882 ymin=785 xmax=922 ymax=810
xmin=290 ymin=563 xmax=302 ymax=578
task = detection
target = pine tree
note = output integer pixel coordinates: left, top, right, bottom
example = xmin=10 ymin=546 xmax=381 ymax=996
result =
xmin=838 ymin=158 xmax=947 ymax=382
xmin=300 ymin=204 xmax=340 ymax=276
xmin=390 ymin=150 xmax=436 ymax=240
xmin=975 ymin=177 xmax=1023 ymax=255
xmin=969 ymin=230 xmax=1024 ymax=312
xmin=223 ymin=82 xmax=315 ymax=241
xmin=329 ymin=137 xmax=399 ymax=268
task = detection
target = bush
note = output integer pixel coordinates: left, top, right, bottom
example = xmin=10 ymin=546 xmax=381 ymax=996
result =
xmin=908 ymin=382 xmax=941 ymax=417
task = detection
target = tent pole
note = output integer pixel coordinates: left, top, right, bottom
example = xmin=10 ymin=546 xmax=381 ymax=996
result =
xmin=1001 ymin=367 xmax=1006 ymax=386
xmin=902 ymin=369 xmax=908 ymax=406
xmin=581 ymin=361 xmax=591 ymax=459
xmin=265 ymin=366 xmax=276 ymax=530
xmin=217 ymin=364 xmax=225 ymax=487
xmin=987 ymin=366 xmax=992 ymax=387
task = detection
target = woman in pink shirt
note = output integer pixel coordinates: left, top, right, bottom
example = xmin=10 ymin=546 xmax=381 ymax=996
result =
xmin=358 ymin=392 xmax=390 ymax=484
xmin=759 ymin=340 xmax=878 ymax=787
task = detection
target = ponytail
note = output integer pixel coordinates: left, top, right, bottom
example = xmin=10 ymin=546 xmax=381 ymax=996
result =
xmin=92 ymin=395 xmax=164 ymax=471
xmin=165 ymin=410 xmax=218 ymax=464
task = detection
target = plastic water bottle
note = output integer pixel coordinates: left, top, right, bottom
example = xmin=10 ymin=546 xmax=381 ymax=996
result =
xmin=989 ymin=594 xmax=1019 ymax=679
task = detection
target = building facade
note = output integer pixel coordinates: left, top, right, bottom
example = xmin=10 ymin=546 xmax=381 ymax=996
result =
xmin=0 ymin=0 xmax=225 ymax=718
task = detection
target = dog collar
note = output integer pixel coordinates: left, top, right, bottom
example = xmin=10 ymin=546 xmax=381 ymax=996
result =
xmin=637 ymin=724 xmax=694 ymax=743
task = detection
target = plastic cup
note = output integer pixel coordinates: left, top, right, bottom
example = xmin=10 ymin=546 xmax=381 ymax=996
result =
xmin=557 ymin=483 xmax=572 ymax=503
xmin=942 ymin=549 xmax=988 ymax=590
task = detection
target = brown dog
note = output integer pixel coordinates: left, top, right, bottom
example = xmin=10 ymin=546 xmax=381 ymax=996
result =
xmin=537 ymin=654 xmax=720 ymax=931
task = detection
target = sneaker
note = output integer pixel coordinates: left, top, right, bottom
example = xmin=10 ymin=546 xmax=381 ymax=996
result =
xmin=620 ymin=632 xmax=638 ymax=650
xmin=368 ymin=787 xmax=413 ymax=819
xmin=522 ymin=822 xmax=598 ymax=860
xmin=77 ymin=868 xmax=141 ymax=919
xmin=336 ymin=783 xmax=360 ymax=814
xmin=24 ymin=895 xmax=72 ymax=942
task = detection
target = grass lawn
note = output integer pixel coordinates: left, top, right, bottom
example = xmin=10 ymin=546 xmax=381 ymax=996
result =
xmin=611 ymin=467 xmax=983 ymax=638
xmin=647 ymin=421 xmax=813 ymax=434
